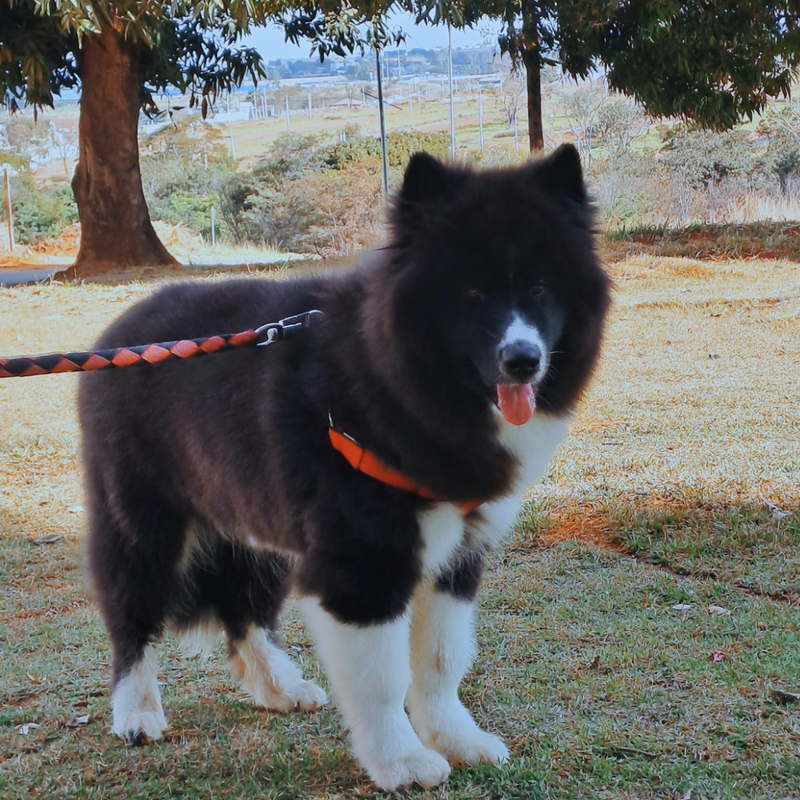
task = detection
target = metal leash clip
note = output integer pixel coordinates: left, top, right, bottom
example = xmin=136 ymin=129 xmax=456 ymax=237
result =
xmin=255 ymin=309 xmax=325 ymax=346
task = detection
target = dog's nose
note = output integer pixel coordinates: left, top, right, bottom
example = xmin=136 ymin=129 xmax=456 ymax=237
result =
xmin=499 ymin=340 xmax=542 ymax=382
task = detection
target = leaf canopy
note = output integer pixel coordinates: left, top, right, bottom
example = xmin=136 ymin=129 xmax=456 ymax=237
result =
xmin=462 ymin=0 xmax=800 ymax=129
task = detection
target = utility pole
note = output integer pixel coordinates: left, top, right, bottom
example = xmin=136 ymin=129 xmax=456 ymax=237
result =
xmin=376 ymin=48 xmax=389 ymax=199
xmin=448 ymin=24 xmax=455 ymax=159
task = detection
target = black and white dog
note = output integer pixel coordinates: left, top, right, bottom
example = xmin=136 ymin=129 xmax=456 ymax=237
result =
xmin=79 ymin=145 xmax=610 ymax=791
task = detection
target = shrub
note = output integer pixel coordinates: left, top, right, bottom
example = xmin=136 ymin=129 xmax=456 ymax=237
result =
xmin=658 ymin=125 xmax=758 ymax=189
xmin=9 ymin=175 xmax=77 ymax=244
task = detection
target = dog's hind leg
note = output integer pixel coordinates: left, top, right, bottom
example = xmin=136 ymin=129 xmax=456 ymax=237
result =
xmin=179 ymin=543 xmax=326 ymax=712
xmin=87 ymin=487 xmax=188 ymax=746
xmin=406 ymin=551 xmax=510 ymax=766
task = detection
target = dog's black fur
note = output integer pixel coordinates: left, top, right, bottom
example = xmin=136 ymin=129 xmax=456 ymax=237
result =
xmin=80 ymin=146 xmax=609 ymax=771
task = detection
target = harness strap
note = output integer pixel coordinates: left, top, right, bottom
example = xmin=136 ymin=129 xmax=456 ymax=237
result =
xmin=328 ymin=426 xmax=482 ymax=516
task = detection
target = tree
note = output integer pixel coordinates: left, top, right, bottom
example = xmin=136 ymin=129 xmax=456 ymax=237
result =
xmin=1 ymin=0 xmax=407 ymax=275
xmin=457 ymin=0 xmax=800 ymax=152
xmin=1 ymin=0 xmax=267 ymax=275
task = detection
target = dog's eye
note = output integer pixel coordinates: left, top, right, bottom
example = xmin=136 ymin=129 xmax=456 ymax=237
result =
xmin=465 ymin=288 xmax=486 ymax=301
xmin=529 ymin=283 xmax=546 ymax=298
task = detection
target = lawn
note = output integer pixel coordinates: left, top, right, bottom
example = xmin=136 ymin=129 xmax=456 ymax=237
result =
xmin=0 ymin=252 xmax=798 ymax=799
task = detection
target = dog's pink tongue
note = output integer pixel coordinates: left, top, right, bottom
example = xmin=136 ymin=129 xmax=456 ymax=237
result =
xmin=497 ymin=384 xmax=535 ymax=426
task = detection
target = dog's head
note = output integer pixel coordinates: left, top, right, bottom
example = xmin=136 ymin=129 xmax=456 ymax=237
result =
xmin=383 ymin=146 xmax=610 ymax=423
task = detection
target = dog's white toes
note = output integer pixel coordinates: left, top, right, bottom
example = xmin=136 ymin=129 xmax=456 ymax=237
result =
xmin=245 ymin=677 xmax=328 ymax=713
xmin=114 ymin=708 xmax=167 ymax=746
xmin=368 ymin=745 xmax=452 ymax=792
xmin=286 ymin=679 xmax=328 ymax=712
xmin=425 ymin=726 xmax=510 ymax=766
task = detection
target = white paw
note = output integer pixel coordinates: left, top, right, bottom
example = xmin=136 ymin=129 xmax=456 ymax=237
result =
xmin=367 ymin=745 xmax=452 ymax=791
xmin=424 ymin=725 xmax=509 ymax=766
xmin=229 ymin=628 xmax=328 ymax=713
xmin=113 ymin=706 xmax=167 ymax=746
xmin=263 ymin=678 xmax=328 ymax=713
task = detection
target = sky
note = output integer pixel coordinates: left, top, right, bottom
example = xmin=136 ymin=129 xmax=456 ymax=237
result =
xmin=242 ymin=11 xmax=499 ymax=61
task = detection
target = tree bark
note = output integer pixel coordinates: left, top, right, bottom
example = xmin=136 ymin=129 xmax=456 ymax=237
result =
xmin=70 ymin=25 xmax=176 ymax=277
xmin=521 ymin=0 xmax=544 ymax=152
xmin=523 ymin=53 xmax=544 ymax=151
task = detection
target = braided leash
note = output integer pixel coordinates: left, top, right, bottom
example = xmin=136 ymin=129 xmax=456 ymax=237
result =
xmin=0 ymin=310 xmax=324 ymax=379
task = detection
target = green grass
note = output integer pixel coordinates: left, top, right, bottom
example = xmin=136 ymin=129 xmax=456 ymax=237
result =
xmin=1 ymin=514 xmax=799 ymax=799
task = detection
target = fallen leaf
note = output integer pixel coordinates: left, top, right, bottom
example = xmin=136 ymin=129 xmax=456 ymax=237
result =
xmin=32 ymin=534 xmax=63 ymax=545
xmin=757 ymin=621 xmax=768 ymax=630
xmin=17 ymin=723 xmax=40 ymax=735
xmin=765 ymin=501 xmax=792 ymax=519
xmin=671 ymin=604 xmax=693 ymax=611
xmin=708 ymin=605 xmax=731 ymax=616
xmin=65 ymin=713 xmax=91 ymax=728
xmin=199 ymin=697 xmax=213 ymax=706
xmin=67 ymin=505 xmax=84 ymax=514
xmin=711 ymin=650 xmax=726 ymax=663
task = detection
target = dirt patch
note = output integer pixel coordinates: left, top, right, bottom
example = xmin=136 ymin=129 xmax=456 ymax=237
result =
xmin=538 ymin=512 xmax=626 ymax=553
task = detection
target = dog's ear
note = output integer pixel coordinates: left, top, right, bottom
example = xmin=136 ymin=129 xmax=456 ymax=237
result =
xmin=395 ymin=153 xmax=464 ymax=223
xmin=530 ymin=144 xmax=587 ymax=205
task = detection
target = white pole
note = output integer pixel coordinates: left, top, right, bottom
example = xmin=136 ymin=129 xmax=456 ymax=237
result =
xmin=479 ymin=83 xmax=484 ymax=151
xmin=210 ymin=206 xmax=216 ymax=247
xmin=308 ymin=93 xmax=312 ymax=119
xmin=229 ymin=124 xmax=236 ymax=160
xmin=448 ymin=25 xmax=455 ymax=159
xmin=3 ymin=166 xmax=13 ymax=253
xmin=286 ymin=95 xmax=291 ymax=132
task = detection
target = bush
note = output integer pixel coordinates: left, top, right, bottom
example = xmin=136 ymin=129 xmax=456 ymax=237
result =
xmin=658 ymin=125 xmax=758 ymax=189
xmin=9 ymin=176 xmax=77 ymax=244
xmin=140 ymin=120 xmax=237 ymax=239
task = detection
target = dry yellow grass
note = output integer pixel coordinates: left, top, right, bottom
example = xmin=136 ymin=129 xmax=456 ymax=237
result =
xmin=1 ymin=255 xmax=798 ymax=549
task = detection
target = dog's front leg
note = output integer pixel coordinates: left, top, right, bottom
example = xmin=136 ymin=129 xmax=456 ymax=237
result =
xmin=406 ymin=559 xmax=510 ymax=766
xmin=299 ymin=597 xmax=451 ymax=791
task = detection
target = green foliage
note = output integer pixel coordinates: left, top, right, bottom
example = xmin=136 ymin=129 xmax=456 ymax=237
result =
xmin=9 ymin=174 xmax=77 ymax=244
xmin=1 ymin=0 xmax=269 ymax=114
xmin=140 ymin=120 xmax=236 ymax=239
xmin=757 ymin=104 xmax=800 ymax=190
xmin=321 ymin=128 xmax=449 ymax=169
xmin=464 ymin=0 xmax=800 ymax=131
xmin=659 ymin=126 xmax=758 ymax=189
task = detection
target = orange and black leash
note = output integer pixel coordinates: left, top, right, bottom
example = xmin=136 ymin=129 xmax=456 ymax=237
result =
xmin=0 ymin=310 xmax=324 ymax=379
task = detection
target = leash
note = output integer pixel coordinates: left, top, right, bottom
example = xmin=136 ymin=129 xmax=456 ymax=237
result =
xmin=2 ymin=304 xmax=481 ymax=512
xmin=0 ymin=310 xmax=324 ymax=379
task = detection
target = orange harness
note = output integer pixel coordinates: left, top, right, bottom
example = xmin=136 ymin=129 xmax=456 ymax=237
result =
xmin=328 ymin=426 xmax=482 ymax=516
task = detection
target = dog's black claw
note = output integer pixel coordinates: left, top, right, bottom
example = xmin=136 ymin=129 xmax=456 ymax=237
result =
xmin=126 ymin=729 xmax=146 ymax=747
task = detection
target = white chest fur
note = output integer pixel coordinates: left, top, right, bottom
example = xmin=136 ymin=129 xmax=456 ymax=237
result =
xmin=417 ymin=412 xmax=569 ymax=573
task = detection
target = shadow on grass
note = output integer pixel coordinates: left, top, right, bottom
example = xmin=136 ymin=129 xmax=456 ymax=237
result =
xmin=520 ymin=489 xmax=800 ymax=598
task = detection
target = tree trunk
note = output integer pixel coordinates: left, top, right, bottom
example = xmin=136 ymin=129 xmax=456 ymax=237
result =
xmin=521 ymin=0 xmax=544 ymax=152
xmin=70 ymin=25 xmax=176 ymax=277
xmin=524 ymin=54 xmax=543 ymax=151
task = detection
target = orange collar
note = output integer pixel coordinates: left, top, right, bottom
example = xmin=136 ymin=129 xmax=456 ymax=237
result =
xmin=328 ymin=426 xmax=482 ymax=516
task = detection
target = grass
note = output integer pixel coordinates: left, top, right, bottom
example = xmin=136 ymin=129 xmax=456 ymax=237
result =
xmin=1 ymin=254 xmax=799 ymax=798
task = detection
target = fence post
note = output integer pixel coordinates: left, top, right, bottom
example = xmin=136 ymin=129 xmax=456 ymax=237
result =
xmin=3 ymin=166 xmax=13 ymax=253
